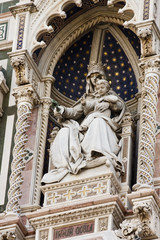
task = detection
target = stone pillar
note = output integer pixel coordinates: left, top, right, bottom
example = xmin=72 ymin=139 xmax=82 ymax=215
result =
xmin=134 ymin=56 xmax=160 ymax=190
xmin=33 ymin=76 xmax=55 ymax=205
xmin=6 ymin=84 xmax=38 ymax=215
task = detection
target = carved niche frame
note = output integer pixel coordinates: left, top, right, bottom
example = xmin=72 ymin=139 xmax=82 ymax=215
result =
xmin=30 ymin=4 xmax=141 ymax=207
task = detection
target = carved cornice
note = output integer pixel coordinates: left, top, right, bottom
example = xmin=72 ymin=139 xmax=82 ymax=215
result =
xmin=28 ymin=201 xmax=124 ymax=230
xmin=9 ymin=2 xmax=37 ymax=17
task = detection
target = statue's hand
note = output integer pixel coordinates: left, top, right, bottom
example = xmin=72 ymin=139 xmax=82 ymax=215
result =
xmin=95 ymin=102 xmax=108 ymax=112
xmin=112 ymin=116 xmax=120 ymax=123
xmin=54 ymin=106 xmax=64 ymax=119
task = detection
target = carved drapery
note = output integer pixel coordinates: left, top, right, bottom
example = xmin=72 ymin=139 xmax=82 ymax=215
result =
xmin=135 ymin=57 xmax=160 ymax=189
xmin=33 ymin=76 xmax=55 ymax=205
xmin=6 ymin=85 xmax=38 ymax=214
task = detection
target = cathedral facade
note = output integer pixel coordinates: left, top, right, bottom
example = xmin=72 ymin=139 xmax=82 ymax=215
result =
xmin=0 ymin=0 xmax=160 ymax=239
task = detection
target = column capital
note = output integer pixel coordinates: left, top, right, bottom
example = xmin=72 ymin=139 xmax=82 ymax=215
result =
xmin=9 ymin=2 xmax=37 ymax=17
xmin=128 ymin=190 xmax=160 ymax=239
xmin=9 ymin=50 xmax=42 ymax=89
xmin=136 ymin=20 xmax=160 ymax=57
xmin=13 ymin=84 xmax=39 ymax=106
xmin=139 ymin=55 xmax=160 ymax=83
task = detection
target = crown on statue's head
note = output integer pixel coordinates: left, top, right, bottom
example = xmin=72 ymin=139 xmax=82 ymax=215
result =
xmin=87 ymin=62 xmax=106 ymax=78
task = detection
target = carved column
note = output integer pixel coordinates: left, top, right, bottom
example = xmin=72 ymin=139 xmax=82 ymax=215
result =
xmin=134 ymin=56 xmax=160 ymax=190
xmin=33 ymin=76 xmax=55 ymax=205
xmin=6 ymin=84 xmax=38 ymax=215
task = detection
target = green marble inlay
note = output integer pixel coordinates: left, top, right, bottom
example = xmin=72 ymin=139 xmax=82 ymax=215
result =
xmin=0 ymin=22 xmax=8 ymax=41
xmin=0 ymin=0 xmax=19 ymax=14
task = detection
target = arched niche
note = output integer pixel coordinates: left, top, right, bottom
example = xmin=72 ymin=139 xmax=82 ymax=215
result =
xmin=36 ymin=2 xmax=141 ymax=197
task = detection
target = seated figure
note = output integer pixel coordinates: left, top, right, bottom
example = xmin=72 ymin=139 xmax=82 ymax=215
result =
xmin=42 ymin=65 xmax=126 ymax=183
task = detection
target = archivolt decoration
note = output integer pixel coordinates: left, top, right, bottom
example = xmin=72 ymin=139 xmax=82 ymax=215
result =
xmin=30 ymin=0 xmax=138 ymax=59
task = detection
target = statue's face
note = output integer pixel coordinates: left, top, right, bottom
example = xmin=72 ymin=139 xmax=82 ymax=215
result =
xmin=90 ymin=72 xmax=100 ymax=85
xmin=96 ymin=82 xmax=109 ymax=96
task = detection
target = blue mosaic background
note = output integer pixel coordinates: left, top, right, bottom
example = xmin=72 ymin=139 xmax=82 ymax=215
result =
xmin=53 ymin=27 xmax=140 ymax=102
xmin=54 ymin=32 xmax=93 ymax=101
xmin=102 ymin=31 xmax=138 ymax=101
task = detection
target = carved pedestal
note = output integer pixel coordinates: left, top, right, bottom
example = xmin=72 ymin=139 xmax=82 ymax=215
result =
xmin=41 ymin=165 xmax=121 ymax=207
xmin=26 ymin=165 xmax=125 ymax=240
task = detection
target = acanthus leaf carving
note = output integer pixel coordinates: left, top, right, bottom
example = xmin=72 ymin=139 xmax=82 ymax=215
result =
xmin=115 ymin=218 xmax=142 ymax=240
xmin=0 ymin=231 xmax=16 ymax=240
xmin=133 ymin=202 xmax=157 ymax=238
xmin=10 ymin=55 xmax=28 ymax=85
xmin=137 ymin=22 xmax=160 ymax=57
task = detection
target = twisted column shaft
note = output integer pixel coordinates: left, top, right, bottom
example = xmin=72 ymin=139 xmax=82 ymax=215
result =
xmin=135 ymin=58 xmax=160 ymax=190
xmin=6 ymin=85 xmax=37 ymax=214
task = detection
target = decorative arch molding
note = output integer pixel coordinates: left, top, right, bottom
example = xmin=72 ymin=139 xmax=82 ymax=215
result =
xmin=29 ymin=0 xmax=138 ymax=54
xmin=29 ymin=0 xmax=82 ymax=52
xmin=38 ymin=8 xmax=138 ymax=77
xmin=108 ymin=0 xmax=139 ymax=26
xmin=29 ymin=0 xmax=139 ymax=53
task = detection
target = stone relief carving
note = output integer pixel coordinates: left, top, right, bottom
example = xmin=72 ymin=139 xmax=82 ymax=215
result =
xmin=0 ymin=232 xmax=16 ymax=240
xmin=10 ymin=55 xmax=28 ymax=85
xmin=137 ymin=22 xmax=160 ymax=57
xmin=115 ymin=218 xmax=142 ymax=240
xmin=137 ymin=25 xmax=154 ymax=57
xmin=133 ymin=202 xmax=157 ymax=238
xmin=42 ymin=62 xmax=126 ymax=184
xmin=9 ymin=51 xmax=42 ymax=89
xmin=116 ymin=199 xmax=160 ymax=240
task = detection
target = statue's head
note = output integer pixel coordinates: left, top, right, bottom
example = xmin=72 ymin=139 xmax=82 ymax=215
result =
xmin=96 ymin=78 xmax=110 ymax=96
xmin=86 ymin=62 xmax=106 ymax=93
xmin=87 ymin=62 xmax=106 ymax=83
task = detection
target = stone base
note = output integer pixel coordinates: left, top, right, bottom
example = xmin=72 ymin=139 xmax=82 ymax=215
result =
xmin=27 ymin=195 xmax=125 ymax=240
xmin=41 ymin=165 xmax=121 ymax=207
xmin=25 ymin=165 xmax=126 ymax=239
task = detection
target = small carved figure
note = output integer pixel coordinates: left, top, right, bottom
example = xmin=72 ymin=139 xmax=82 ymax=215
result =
xmin=42 ymin=63 xmax=125 ymax=183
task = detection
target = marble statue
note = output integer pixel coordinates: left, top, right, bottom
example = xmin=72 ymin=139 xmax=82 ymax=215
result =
xmin=42 ymin=63 xmax=126 ymax=183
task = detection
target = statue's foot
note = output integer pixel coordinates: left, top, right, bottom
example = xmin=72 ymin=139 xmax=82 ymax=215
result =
xmin=85 ymin=155 xmax=106 ymax=168
xmin=41 ymin=168 xmax=69 ymax=183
